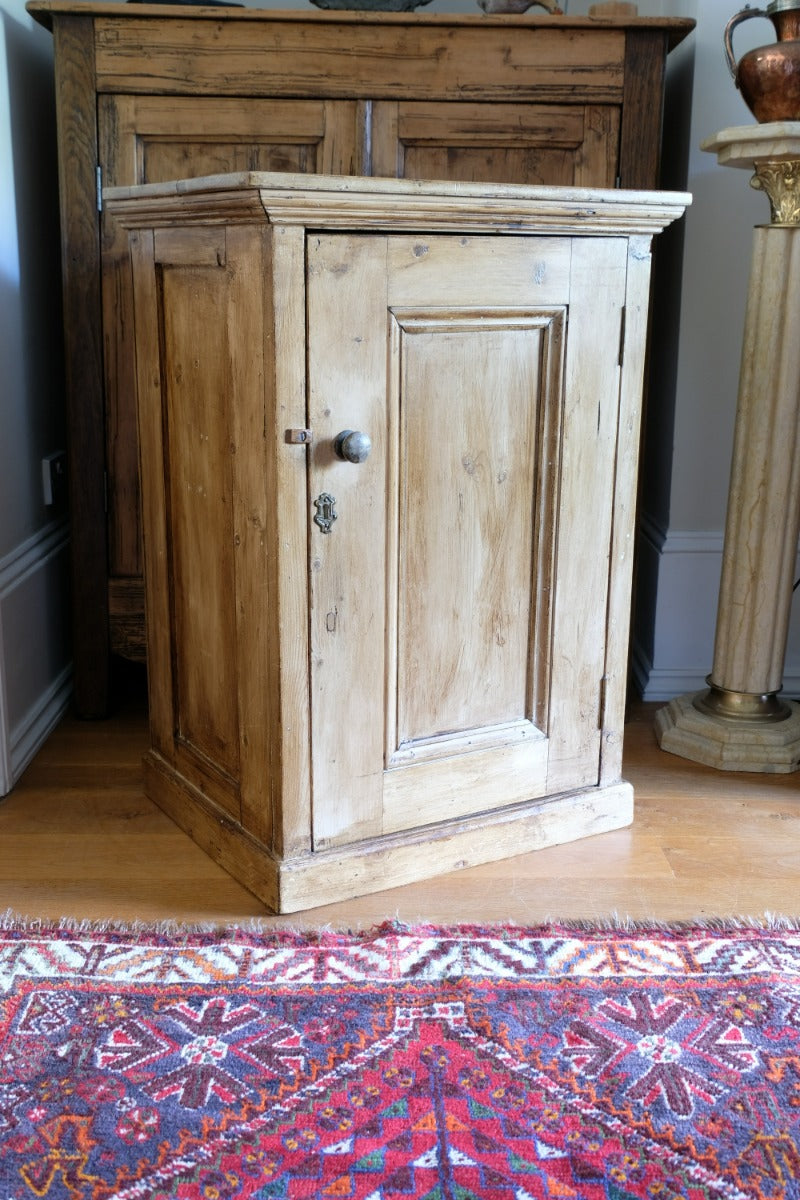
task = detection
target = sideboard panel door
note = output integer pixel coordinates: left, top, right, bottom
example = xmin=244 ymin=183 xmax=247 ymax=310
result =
xmin=371 ymin=101 xmax=619 ymax=186
xmin=307 ymin=232 xmax=626 ymax=849
xmin=99 ymin=95 xmax=360 ymax=653
xmin=30 ymin=3 xmax=692 ymax=716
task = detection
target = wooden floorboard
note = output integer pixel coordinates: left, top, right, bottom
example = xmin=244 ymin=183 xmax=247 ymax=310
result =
xmin=2 ymin=670 xmax=799 ymax=929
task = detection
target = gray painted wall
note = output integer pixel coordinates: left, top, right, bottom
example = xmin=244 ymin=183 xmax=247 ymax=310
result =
xmin=0 ymin=0 xmax=70 ymax=792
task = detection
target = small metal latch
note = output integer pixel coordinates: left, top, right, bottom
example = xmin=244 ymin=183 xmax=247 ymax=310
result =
xmin=286 ymin=428 xmax=313 ymax=445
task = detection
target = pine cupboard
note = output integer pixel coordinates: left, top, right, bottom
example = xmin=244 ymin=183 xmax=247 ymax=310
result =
xmin=27 ymin=1 xmax=694 ymax=717
xmin=107 ymin=172 xmax=689 ymax=912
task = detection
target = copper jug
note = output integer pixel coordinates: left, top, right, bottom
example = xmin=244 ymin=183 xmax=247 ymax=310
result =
xmin=725 ymin=0 xmax=800 ymax=122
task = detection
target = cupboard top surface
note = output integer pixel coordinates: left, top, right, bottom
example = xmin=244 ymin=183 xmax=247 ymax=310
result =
xmin=104 ymin=169 xmax=691 ymax=234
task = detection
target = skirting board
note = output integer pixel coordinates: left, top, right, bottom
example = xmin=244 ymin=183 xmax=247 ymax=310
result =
xmin=633 ymin=521 xmax=800 ymax=703
xmin=0 ymin=520 xmax=72 ymax=795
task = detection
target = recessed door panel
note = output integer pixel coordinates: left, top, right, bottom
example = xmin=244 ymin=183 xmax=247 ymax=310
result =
xmin=371 ymin=102 xmax=620 ymax=188
xmin=161 ymin=267 xmax=240 ymax=784
xmin=307 ymin=233 xmax=625 ymax=848
xmin=391 ymin=313 xmax=550 ymax=749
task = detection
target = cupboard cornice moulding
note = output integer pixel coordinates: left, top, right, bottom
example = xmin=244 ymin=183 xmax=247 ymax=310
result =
xmin=106 ymin=173 xmax=692 ymax=236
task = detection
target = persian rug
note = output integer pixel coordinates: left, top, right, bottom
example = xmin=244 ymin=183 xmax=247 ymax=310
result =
xmin=1 ymin=918 xmax=800 ymax=1200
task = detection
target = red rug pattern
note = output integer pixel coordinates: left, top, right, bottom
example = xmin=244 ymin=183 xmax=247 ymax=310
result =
xmin=1 ymin=919 xmax=800 ymax=1198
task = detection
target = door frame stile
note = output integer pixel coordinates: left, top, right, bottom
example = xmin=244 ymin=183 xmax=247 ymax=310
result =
xmin=270 ymin=222 xmax=314 ymax=858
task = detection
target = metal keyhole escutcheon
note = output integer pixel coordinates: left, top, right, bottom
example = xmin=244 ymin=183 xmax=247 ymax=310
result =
xmin=313 ymin=493 xmax=337 ymax=534
xmin=334 ymin=430 xmax=372 ymax=463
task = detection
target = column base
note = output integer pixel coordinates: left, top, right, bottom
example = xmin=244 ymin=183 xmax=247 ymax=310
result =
xmin=655 ymin=692 xmax=800 ymax=773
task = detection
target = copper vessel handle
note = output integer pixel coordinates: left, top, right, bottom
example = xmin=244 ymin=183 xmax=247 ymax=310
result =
xmin=724 ymin=6 xmax=769 ymax=79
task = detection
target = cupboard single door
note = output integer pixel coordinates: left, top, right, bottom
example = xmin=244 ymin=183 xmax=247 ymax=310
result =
xmin=307 ymin=232 xmax=628 ymax=849
xmin=371 ymin=102 xmax=619 ymax=186
xmin=99 ymin=95 xmax=360 ymax=653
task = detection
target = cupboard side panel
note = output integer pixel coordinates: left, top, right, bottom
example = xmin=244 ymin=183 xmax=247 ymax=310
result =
xmin=140 ymin=224 xmax=278 ymax=830
xmin=224 ymin=225 xmax=274 ymax=845
xmin=545 ymin=236 xmax=628 ymax=794
xmin=160 ymin=262 xmax=241 ymax=797
xmin=600 ymin=236 xmax=654 ymax=786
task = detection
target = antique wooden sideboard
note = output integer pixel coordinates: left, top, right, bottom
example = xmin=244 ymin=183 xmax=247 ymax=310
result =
xmin=28 ymin=1 xmax=693 ymax=716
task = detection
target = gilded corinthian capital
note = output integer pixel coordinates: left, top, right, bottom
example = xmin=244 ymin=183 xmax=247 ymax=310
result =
xmin=751 ymin=159 xmax=800 ymax=224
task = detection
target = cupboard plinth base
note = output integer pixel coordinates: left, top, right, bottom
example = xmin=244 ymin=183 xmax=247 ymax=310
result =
xmin=655 ymin=692 xmax=800 ymax=773
xmin=144 ymin=752 xmax=633 ymax=915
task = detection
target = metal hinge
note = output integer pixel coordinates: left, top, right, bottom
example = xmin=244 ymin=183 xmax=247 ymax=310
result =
xmin=618 ymin=306 xmax=626 ymax=366
xmin=96 ymin=166 xmax=103 ymax=213
xmin=599 ymin=674 xmax=609 ymax=730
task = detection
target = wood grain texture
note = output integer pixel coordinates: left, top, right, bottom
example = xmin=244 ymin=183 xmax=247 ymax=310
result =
xmin=100 ymin=94 xmax=361 ymax=588
xmin=29 ymin=2 xmax=693 ymax=718
xmin=269 ymin=226 xmax=314 ymax=860
xmin=90 ymin=19 xmax=626 ymax=102
xmin=600 ymin=235 xmax=653 ymax=787
xmin=51 ymin=15 xmax=108 ymax=717
xmin=619 ymin=29 xmax=670 ymax=189
xmin=373 ymin=102 xmax=618 ymax=188
xmin=112 ymin=178 xmax=684 ymax=912
xmin=545 ymin=237 xmax=627 ymax=794
xmin=307 ymin=235 xmax=390 ymax=849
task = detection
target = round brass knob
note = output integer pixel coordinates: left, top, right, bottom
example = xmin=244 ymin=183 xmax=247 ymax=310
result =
xmin=334 ymin=430 xmax=372 ymax=463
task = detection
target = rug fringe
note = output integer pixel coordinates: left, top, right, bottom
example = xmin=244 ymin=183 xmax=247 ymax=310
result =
xmin=3 ymin=908 xmax=800 ymax=940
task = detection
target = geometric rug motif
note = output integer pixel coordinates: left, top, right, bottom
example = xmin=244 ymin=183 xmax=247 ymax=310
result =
xmin=1 ymin=918 xmax=800 ymax=1198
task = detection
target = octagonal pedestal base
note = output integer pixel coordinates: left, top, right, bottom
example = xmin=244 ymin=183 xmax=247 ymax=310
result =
xmin=655 ymin=692 xmax=800 ymax=773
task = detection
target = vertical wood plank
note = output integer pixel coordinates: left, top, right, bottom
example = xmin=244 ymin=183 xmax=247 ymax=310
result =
xmin=574 ymin=106 xmax=620 ymax=188
xmin=161 ymin=262 xmax=241 ymax=799
xmin=370 ymin=102 xmax=402 ymax=177
xmin=307 ymin=234 xmax=389 ymax=849
xmin=618 ymin=30 xmax=669 ymax=188
xmin=52 ymin=15 xmax=109 ymax=717
xmin=600 ymin=235 xmax=653 ymax=786
xmin=319 ymin=100 xmax=361 ymax=175
xmin=546 ymin=237 xmax=627 ymax=793
xmin=226 ymin=226 xmax=273 ymax=843
xmin=128 ymin=230 xmax=172 ymax=758
xmin=270 ymin=225 xmax=314 ymax=858
xmin=99 ymin=96 xmax=145 ymax=593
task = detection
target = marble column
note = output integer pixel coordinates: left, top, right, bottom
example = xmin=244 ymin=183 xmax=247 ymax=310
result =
xmin=656 ymin=123 xmax=800 ymax=771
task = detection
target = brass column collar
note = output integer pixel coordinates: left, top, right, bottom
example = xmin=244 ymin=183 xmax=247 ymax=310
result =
xmin=751 ymin=158 xmax=800 ymax=224
xmin=693 ymin=681 xmax=793 ymax=722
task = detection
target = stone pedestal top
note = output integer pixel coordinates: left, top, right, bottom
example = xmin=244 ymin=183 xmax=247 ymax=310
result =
xmin=702 ymin=122 xmax=800 ymax=168
xmin=703 ymin=123 xmax=800 ymax=225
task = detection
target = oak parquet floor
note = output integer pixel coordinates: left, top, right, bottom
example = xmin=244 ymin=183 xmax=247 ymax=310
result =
xmin=2 ymin=668 xmax=799 ymax=929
